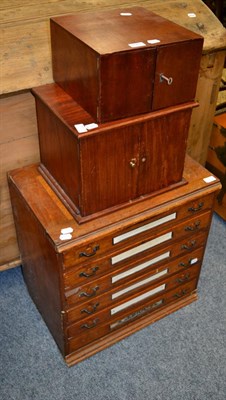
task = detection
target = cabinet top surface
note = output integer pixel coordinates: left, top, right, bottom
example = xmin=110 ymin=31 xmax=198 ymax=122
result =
xmin=31 ymin=83 xmax=198 ymax=138
xmin=51 ymin=6 xmax=203 ymax=54
xmin=8 ymin=156 xmax=221 ymax=250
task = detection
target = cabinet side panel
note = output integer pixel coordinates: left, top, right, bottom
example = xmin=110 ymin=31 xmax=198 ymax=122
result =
xmin=51 ymin=20 xmax=98 ymax=120
xmin=35 ymin=98 xmax=80 ymax=208
xmin=8 ymin=180 xmax=65 ymax=356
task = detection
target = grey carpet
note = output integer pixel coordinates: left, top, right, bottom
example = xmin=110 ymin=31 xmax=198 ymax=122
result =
xmin=0 ymin=213 xmax=225 ymax=400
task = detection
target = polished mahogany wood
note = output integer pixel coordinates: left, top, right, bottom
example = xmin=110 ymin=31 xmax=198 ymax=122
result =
xmin=50 ymin=7 xmax=203 ymax=122
xmin=32 ymin=83 xmax=197 ymax=221
xmin=8 ymin=157 xmax=221 ymax=365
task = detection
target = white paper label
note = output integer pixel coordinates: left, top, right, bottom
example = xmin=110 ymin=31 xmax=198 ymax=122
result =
xmin=111 ymin=232 xmax=172 ymax=265
xmin=112 ymin=251 xmax=170 ymax=283
xmin=59 ymin=233 xmax=72 ymax=241
xmin=120 ymin=12 xmax=132 ymax=16
xmin=188 ymin=13 xmax=196 ymax=18
xmin=128 ymin=42 xmax=146 ymax=48
xmin=113 ymin=213 xmax=176 ymax=244
xmin=112 ymin=269 xmax=168 ymax=299
xmin=111 ymin=284 xmax=166 ymax=315
xmin=85 ymin=123 xmax=99 ymax=130
xmin=203 ymin=176 xmax=216 ymax=183
xmin=74 ymin=124 xmax=87 ymax=133
xmin=147 ymin=39 xmax=160 ymax=44
xmin=61 ymin=227 xmax=73 ymax=235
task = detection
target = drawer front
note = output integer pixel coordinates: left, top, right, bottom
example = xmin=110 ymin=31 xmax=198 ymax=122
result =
xmin=63 ymin=230 xmax=208 ymax=290
xmin=63 ymin=201 xmax=212 ymax=268
xmin=64 ymin=260 xmax=201 ymax=327
xmin=65 ymin=244 xmax=203 ymax=305
xmin=152 ymin=40 xmax=203 ymax=110
xmin=108 ymin=211 xmax=209 ymax=268
xmin=67 ymin=278 xmax=198 ymax=353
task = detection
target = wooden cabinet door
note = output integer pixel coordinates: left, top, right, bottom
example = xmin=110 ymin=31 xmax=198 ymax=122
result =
xmin=137 ymin=107 xmax=193 ymax=195
xmin=99 ymin=48 xmax=155 ymax=122
xmin=152 ymin=40 xmax=203 ymax=110
xmin=80 ymin=107 xmax=192 ymax=216
xmin=80 ymin=125 xmax=141 ymax=216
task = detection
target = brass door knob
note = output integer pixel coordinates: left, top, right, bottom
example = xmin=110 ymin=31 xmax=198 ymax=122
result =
xmin=129 ymin=158 xmax=137 ymax=168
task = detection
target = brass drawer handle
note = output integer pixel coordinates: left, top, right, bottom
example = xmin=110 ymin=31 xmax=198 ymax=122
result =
xmin=188 ymin=202 xmax=204 ymax=212
xmin=79 ymin=286 xmax=99 ymax=298
xmin=181 ymin=240 xmax=196 ymax=251
xmin=79 ymin=245 xmax=99 ymax=258
xmin=81 ymin=319 xmax=99 ymax=329
xmin=173 ymin=289 xmax=188 ymax=298
xmin=179 ymin=258 xmax=198 ymax=268
xmin=79 ymin=266 xmax=99 ymax=278
xmin=185 ymin=221 xmax=200 ymax=231
xmin=176 ymin=273 xmax=190 ymax=284
xmin=81 ymin=303 xmax=99 ymax=315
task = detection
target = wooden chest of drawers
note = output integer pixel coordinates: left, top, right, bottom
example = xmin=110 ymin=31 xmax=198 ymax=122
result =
xmin=32 ymin=83 xmax=197 ymax=221
xmin=50 ymin=7 xmax=203 ymax=122
xmin=8 ymin=156 xmax=221 ymax=366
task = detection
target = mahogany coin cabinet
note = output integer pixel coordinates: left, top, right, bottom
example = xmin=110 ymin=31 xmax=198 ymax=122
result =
xmin=8 ymin=158 xmax=221 ymax=366
xmin=8 ymin=7 xmax=220 ymax=366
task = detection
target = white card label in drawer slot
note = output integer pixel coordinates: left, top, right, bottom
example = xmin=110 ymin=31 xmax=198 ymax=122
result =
xmin=112 ymin=269 xmax=168 ymax=299
xmin=111 ymin=232 xmax=172 ymax=265
xmin=111 ymin=284 xmax=166 ymax=315
xmin=112 ymin=251 xmax=170 ymax=283
xmin=113 ymin=213 xmax=176 ymax=244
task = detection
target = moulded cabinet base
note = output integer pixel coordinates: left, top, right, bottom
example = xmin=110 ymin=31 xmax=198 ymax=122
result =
xmin=39 ymin=163 xmax=187 ymax=224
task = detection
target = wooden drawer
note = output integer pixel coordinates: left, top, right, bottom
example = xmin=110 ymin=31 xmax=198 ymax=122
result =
xmin=64 ymin=262 xmax=200 ymax=321
xmin=50 ymin=7 xmax=203 ymax=123
xmin=64 ymin=246 xmax=204 ymax=324
xmin=32 ymin=83 xmax=196 ymax=220
xmin=67 ymin=278 xmax=198 ymax=353
xmin=63 ymin=210 xmax=211 ymax=269
xmin=63 ymin=236 xmax=206 ymax=292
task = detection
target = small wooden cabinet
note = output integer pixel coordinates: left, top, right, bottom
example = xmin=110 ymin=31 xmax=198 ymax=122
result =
xmin=32 ymin=83 xmax=197 ymax=221
xmin=51 ymin=7 xmax=203 ymax=122
xmin=8 ymin=156 xmax=221 ymax=366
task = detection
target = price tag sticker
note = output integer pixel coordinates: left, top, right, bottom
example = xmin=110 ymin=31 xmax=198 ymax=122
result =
xmin=203 ymin=176 xmax=216 ymax=183
xmin=74 ymin=124 xmax=87 ymax=133
xmin=59 ymin=233 xmax=72 ymax=241
xmin=128 ymin=42 xmax=146 ymax=48
xmin=85 ymin=123 xmax=99 ymax=130
xmin=61 ymin=227 xmax=73 ymax=235
xmin=147 ymin=39 xmax=161 ymax=44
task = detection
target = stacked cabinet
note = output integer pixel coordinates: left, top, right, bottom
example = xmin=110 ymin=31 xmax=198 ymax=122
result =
xmin=32 ymin=83 xmax=196 ymax=220
xmin=9 ymin=7 xmax=220 ymax=366
xmin=50 ymin=7 xmax=203 ymax=122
